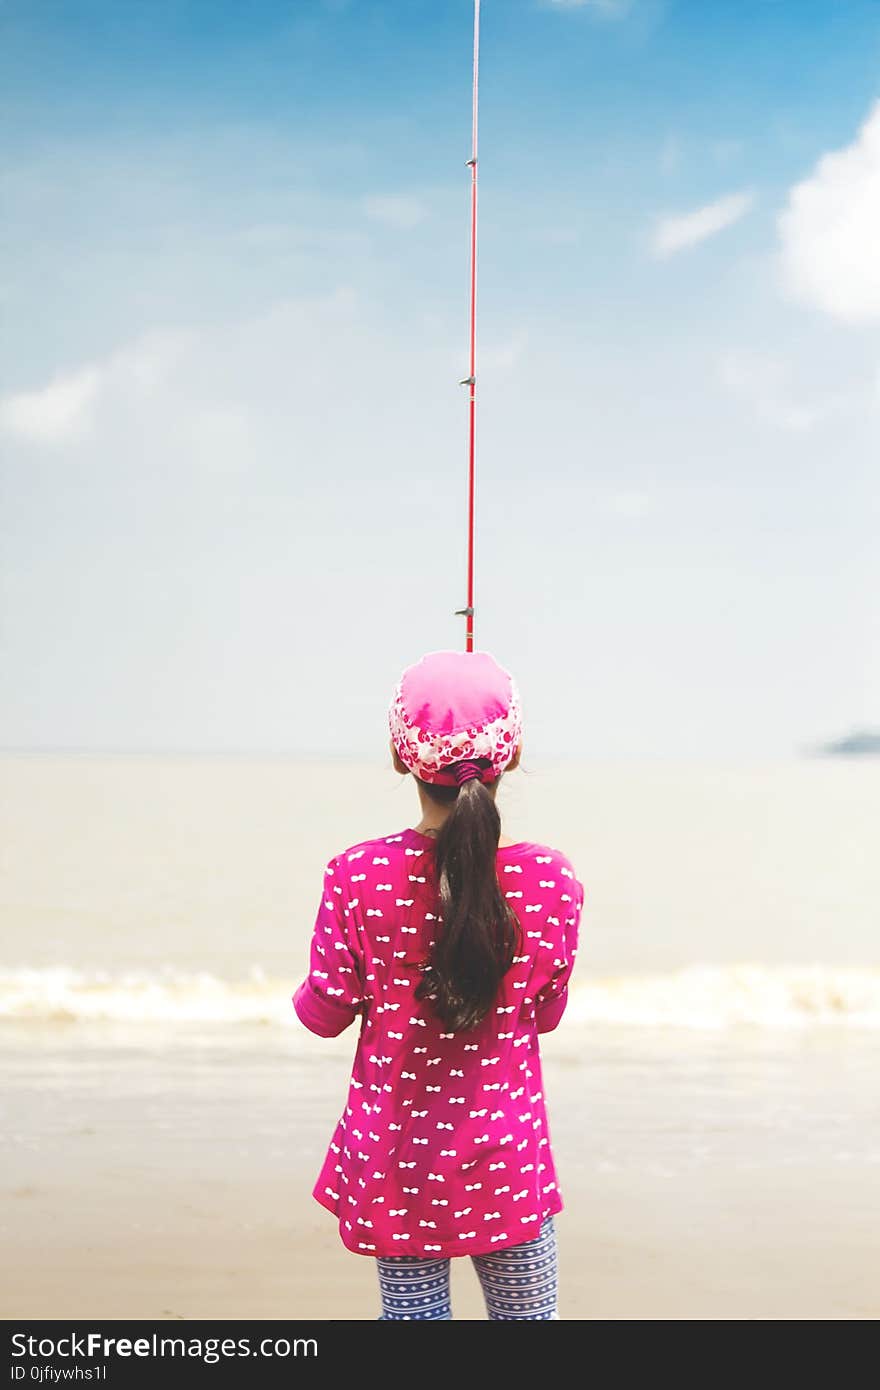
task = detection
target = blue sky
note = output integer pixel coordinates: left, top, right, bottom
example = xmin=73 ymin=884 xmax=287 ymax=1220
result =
xmin=1 ymin=0 xmax=879 ymax=759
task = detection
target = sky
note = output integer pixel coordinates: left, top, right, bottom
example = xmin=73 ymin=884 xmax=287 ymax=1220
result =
xmin=1 ymin=0 xmax=879 ymax=761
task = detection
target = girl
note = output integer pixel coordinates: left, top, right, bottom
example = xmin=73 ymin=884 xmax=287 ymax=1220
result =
xmin=293 ymin=649 xmax=584 ymax=1320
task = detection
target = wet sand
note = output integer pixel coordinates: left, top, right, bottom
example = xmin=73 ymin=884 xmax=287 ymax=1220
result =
xmin=7 ymin=1158 xmax=879 ymax=1321
xmin=3 ymin=1024 xmax=878 ymax=1321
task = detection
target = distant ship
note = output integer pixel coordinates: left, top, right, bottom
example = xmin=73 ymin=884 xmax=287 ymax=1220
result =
xmin=816 ymin=728 xmax=880 ymax=757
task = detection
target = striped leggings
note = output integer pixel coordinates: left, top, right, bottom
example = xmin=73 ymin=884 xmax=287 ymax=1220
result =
xmin=376 ymin=1215 xmax=557 ymax=1320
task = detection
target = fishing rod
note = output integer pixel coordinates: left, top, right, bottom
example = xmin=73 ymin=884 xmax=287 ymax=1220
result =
xmin=455 ymin=0 xmax=480 ymax=653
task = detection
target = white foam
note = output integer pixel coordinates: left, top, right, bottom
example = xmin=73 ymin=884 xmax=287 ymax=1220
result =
xmin=1 ymin=964 xmax=879 ymax=1029
xmin=564 ymin=964 xmax=880 ymax=1029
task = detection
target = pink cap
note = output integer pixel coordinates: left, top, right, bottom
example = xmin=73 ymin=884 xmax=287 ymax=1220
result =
xmin=388 ymin=650 xmax=523 ymax=786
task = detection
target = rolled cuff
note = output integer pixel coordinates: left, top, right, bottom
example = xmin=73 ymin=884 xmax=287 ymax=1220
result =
xmin=292 ymin=978 xmax=358 ymax=1038
xmin=535 ymin=985 xmax=568 ymax=1034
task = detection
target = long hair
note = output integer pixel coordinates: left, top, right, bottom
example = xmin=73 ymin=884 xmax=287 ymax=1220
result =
xmin=413 ymin=758 xmax=522 ymax=1031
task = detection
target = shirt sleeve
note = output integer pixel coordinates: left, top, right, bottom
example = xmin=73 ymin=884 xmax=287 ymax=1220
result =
xmin=534 ymin=861 xmax=584 ymax=1035
xmin=292 ymin=855 xmax=364 ymax=1038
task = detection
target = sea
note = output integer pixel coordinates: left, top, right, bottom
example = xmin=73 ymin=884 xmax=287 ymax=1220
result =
xmin=2 ymin=752 xmax=877 ymax=1028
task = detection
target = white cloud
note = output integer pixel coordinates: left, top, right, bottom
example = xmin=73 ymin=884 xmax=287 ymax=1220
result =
xmin=0 ymin=329 xmax=192 ymax=446
xmin=718 ymin=351 xmax=854 ymax=432
xmin=544 ymin=0 xmax=634 ymax=15
xmin=0 ymin=365 xmax=103 ymax=443
xmin=363 ymin=194 xmax=427 ymax=231
xmin=776 ymin=98 xmax=880 ymax=324
xmin=650 ymin=189 xmax=755 ymax=258
xmin=113 ymin=329 xmax=192 ymax=394
xmin=0 ymin=287 xmax=460 ymax=487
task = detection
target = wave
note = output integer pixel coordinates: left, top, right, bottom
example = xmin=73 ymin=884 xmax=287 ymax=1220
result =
xmin=1 ymin=964 xmax=879 ymax=1029
xmin=563 ymin=964 xmax=880 ymax=1029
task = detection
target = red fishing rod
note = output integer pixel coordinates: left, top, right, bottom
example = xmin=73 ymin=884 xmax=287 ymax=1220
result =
xmin=455 ymin=0 xmax=480 ymax=653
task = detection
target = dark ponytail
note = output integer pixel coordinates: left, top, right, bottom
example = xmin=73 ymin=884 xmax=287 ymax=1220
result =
xmin=413 ymin=759 xmax=522 ymax=1031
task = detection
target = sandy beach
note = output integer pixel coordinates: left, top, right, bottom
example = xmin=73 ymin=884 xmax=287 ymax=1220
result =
xmin=3 ymin=1020 xmax=878 ymax=1321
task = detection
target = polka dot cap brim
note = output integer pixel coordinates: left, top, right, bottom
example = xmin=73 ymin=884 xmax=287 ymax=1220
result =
xmin=388 ymin=649 xmax=523 ymax=786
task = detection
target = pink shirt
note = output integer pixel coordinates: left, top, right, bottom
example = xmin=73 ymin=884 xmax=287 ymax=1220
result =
xmin=293 ymin=826 xmax=584 ymax=1259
